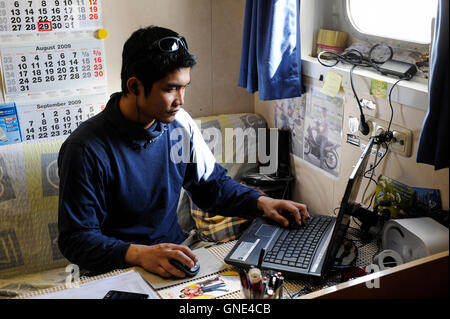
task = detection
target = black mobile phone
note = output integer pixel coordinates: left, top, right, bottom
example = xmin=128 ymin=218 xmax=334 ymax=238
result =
xmin=103 ymin=290 xmax=149 ymax=299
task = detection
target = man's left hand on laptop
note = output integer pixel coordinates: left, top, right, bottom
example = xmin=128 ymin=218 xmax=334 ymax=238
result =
xmin=256 ymin=196 xmax=310 ymax=228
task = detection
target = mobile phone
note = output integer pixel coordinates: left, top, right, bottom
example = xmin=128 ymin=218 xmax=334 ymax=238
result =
xmin=103 ymin=290 xmax=149 ymax=299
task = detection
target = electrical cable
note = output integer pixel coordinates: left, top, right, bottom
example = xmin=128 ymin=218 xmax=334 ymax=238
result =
xmin=318 ymin=45 xmax=415 ymax=236
xmin=317 ymin=44 xmax=398 ymax=137
xmin=365 ymin=141 xmax=390 ymax=209
xmin=359 ymin=77 xmax=408 ymax=209
xmin=361 ymin=143 xmax=381 ymax=204
xmin=318 ymin=45 xmax=413 ymax=211
xmin=387 ymin=77 xmax=408 ymax=133
xmin=350 ymin=65 xmax=370 ymax=135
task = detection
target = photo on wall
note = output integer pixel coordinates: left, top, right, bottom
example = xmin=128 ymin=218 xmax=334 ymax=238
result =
xmin=303 ymin=87 xmax=343 ymax=178
xmin=274 ymin=94 xmax=306 ymax=159
xmin=274 ymin=86 xmax=344 ymax=178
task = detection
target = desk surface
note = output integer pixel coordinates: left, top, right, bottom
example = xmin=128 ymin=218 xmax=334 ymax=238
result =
xmin=207 ymin=226 xmax=381 ymax=299
xmin=208 ymin=230 xmax=448 ymax=299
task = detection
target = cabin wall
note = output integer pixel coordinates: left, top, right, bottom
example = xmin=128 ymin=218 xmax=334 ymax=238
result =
xmin=101 ymin=0 xmax=253 ymax=118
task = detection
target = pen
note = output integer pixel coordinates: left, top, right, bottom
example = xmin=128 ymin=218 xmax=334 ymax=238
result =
xmin=262 ymin=276 xmax=268 ymax=299
xmin=275 ymin=274 xmax=284 ymax=299
xmin=237 ymin=268 xmax=250 ymax=298
xmin=257 ymin=248 xmax=265 ymax=269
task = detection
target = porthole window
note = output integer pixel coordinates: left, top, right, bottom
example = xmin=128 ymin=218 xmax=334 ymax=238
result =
xmin=346 ymin=0 xmax=438 ymax=44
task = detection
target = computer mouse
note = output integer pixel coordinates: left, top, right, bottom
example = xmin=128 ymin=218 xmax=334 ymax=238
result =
xmin=169 ymin=259 xmax=200 ymax=277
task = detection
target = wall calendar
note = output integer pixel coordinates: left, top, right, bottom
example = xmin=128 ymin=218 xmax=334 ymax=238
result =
xmin=17 ymin=93 xmax=106 ymax=142
xmin=0 ymin=0 xmax=102 ymax=34
xmin=1 ymin=39 xmax=106 ymax=99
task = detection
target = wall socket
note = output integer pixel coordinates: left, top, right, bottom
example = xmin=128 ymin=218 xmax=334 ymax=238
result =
xmin=359 ymin=115 xmax=413 ymax=157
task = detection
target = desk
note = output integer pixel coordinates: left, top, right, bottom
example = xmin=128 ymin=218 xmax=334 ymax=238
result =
xmin=19 ymin=238 xmax=448 ymax=299
xmin=299 ymin=250 xmax=449 ymax=299
xmin=206 ymin=227 xmax=378 ymax=299
xmin=206 ymin=231 xmax=449 ymax=299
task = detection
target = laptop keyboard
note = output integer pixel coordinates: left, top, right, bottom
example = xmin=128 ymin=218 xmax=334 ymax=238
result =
xmin=263 ymin=215 xmax=334 ymax=269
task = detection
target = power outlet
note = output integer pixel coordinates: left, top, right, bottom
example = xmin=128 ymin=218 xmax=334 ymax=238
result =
xmin=360 ymin=116 xmax=413 ymax=157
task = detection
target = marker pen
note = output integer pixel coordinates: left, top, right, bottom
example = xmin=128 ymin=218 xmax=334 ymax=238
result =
xmin=237 ymin=268 xmax=250 ymax=298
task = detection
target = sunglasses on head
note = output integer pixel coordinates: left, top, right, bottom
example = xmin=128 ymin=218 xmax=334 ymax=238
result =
xmin=152 ymin=36 xmax=189 ymax=53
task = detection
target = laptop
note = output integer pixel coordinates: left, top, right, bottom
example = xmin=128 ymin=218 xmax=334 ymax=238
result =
xmin=225 ymin=137 xmax=375 ymax=278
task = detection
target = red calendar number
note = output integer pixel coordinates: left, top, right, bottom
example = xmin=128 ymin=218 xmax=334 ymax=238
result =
xmin=92 ymin=49 xmax=103 ymax=77
xmin=38 ymin=21 xmax=53 ymax=31
xmin=89 ymin=0 xmax=99 ymax=21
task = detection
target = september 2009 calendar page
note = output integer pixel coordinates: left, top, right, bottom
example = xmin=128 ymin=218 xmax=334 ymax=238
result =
xmin=17 ymin=93 xmax=106 ymax=142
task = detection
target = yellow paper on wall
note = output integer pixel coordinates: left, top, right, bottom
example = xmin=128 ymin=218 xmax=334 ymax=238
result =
xmin=370 ymin=79 xmax=388 ymax=98
xmin=320 ymin=71 xmax=342 ymax=97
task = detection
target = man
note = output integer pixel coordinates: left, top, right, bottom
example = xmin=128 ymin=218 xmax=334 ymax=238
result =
xmin=58 ymin=26 xmax=309 ymax=278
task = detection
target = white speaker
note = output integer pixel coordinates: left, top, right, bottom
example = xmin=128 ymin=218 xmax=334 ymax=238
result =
xmin=382 ymin=217 xmax=449 ymax=263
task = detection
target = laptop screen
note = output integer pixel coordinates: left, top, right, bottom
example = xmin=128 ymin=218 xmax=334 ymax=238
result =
xmin=322 ymin=137 xmax=375 ymax=273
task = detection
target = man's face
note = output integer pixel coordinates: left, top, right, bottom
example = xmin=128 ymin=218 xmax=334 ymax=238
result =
xmin=137 ymin=67 xmax=191 ymax=125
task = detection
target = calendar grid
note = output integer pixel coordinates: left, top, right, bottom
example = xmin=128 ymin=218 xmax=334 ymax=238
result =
xmin=0 ymin=0 xmax=102 ymax=35
xmin=17 ymin=93 xmax=107 ymax=143
xmin=1 ymin=39 xmax=107 ymax=100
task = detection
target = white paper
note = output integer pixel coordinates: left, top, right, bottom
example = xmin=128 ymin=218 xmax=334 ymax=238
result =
xmin=30 ymin=270 xmax=160 ymax=299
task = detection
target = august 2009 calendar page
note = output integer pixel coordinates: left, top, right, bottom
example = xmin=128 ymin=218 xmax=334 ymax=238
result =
xmin=1 ymin=40 xmax=107 ymax=100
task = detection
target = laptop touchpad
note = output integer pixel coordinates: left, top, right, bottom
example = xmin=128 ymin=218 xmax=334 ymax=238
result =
xmin=256 ymin=224 xmax=277 ymax=237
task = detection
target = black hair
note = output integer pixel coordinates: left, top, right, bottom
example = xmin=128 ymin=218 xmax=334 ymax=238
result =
xmin=120 ymin=25 xmax=197 ymax=96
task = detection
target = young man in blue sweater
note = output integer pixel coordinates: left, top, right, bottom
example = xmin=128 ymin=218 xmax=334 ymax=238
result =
xmin=57 ymin=26 xmax=309 ymax=278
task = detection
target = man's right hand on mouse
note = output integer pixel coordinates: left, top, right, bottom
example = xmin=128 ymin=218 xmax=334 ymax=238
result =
xmin=124 ymin=243 xmax=198 ymax=278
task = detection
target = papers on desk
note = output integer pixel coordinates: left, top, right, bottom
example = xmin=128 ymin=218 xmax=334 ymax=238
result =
xmin=137 ymin=247 xmax=241 ymax=299
xmin=29 ymin=269 xmax=159 ymax=299
xmin=23 ymin=247 xmax=237 ymax=299
xmin=157 ymin=270 xmax=241 ymax=299
xmin=137 ymin=247 xmax=229 ymax=289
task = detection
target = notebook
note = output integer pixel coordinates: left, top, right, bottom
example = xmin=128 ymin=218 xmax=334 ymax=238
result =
xmin=225 ymin=137 xmax=375 ymax=278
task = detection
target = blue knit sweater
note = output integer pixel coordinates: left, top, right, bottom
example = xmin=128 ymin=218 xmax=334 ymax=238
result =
xmin=57 ymin=93 xmax=263 ymax=273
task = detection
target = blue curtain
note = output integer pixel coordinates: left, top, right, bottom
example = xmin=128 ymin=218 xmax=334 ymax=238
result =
xmin=238 ymin=0 xmax=303 ymax=101
xmin=416 ymin=0 xmax=449 ymax=170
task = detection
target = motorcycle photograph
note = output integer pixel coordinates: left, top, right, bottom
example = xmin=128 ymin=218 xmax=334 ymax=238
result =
xmin=303 ymin=125 xmax=340 ymax=170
